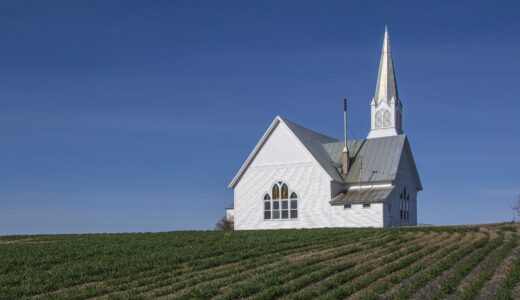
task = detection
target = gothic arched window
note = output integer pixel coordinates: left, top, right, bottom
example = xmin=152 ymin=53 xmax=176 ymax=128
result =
xmin=263 ymin=194 xmax=271 ymax=219
xmin=272 ymin=184 xmax=279 ymax=200
xmin=281 ymin=183 xmax=288 ymax=199
xmin=397 ymin=111 xmax=402 ymax=129
xmin=290 ymin=192 xmax=298 ymax=219
xmin=383 ymin=110 xmax=391 ymax=128
xmin=263 ymin=182 xmax=299 ymax=220
xmin=400 ymin=187 xmax=411 ymax=220
xmin=375 ymin=111 xmax=383 ymax=129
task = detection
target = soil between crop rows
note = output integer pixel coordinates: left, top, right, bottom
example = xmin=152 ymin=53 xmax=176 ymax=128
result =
xmin=1 ymin=223 xmax=519 ymax=299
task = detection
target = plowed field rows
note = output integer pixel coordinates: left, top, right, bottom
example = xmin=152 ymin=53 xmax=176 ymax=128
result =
xmin=1 ymin=224 xmax=519 ymax=299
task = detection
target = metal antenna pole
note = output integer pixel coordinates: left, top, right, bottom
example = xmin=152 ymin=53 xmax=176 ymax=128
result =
xmin=343 ymin=97 xmax=348 ymax=150
xmin=359 ymin=157 xmax=362 ymax=195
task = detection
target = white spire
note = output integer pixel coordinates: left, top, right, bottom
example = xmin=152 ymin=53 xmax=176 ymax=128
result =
xmin=374 ymin=26 xmax=399 ymax=105
xmin=367 ymin=27 xmax=404 ymax=139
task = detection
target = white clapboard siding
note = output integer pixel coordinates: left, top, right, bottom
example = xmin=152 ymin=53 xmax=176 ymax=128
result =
xmin=384 ymin=146 xmax=419 ymax=227
xmin=234 ymin=122 xmax=333 ymax=230
xmin=331 ymin=203 xmax=384 ymax=228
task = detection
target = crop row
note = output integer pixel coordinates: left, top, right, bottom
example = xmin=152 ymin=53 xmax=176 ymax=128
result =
xmin=351 ymin=231 xmax=470 ymax=299
xmin=391 ymin=233 xmax=491 ymax=299
xmin=150 ymin=232 xmax=416 ymax=299
xmin=0 ymin=224 xmax=514 ymax=299
xmin=496 ymin=242 xmax=520 ymax=300
xmin=64 ymin=231 xmax=405 ymax=299
xmin=210 ymin=232 xmax=447 ymax=300
xmin=457 ymin=235 xmax=518 ymax=300
xmin=1 ymin=228 xmax=384 ymax=297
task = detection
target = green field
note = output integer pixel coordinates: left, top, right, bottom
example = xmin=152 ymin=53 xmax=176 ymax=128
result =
xmin=1 ymin=224 xmax=520 ymax=299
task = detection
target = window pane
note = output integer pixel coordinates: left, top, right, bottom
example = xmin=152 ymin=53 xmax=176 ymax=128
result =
xmin=272 ymin=185 xmax=279 ymax=199
xmin=281 ymin=184 xmax=288 ymax=199
xmin=363 ymin=203 xmax=371 ymax=208
xmin=273 ymin=211 xmax=280 ymax=219
xmin=264 ymin=211 xmax=271 ymax=220
xmin=264 ymin=202 xmax=270 ymax=210
xmin=344 ymin=204 xmax=351 ymax=209
xmin=290 ymin=210 xmax=298 ymax=219
xmin=290 ymin=192 xmax=298 ymax=199
xmin=273 ymin=201 xmax=280 ymax=210
xmin=264 ymin=194 xmax=271 ymax=200
xmin=282 ymin=200 xmax=288 ymax=210
xmin=281 ymin=210 xmax=288 ymax=219
xmin=291 ymin=200 xmax=297 ymax=209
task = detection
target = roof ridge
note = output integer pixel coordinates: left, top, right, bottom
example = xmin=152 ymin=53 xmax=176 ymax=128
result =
xmin=278 ymin=116 xmax=339 ymax=143
xmin=322 ymin=133 xmax=406 ymax=146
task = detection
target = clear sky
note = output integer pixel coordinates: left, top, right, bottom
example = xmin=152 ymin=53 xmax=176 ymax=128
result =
xmin=1 ymin=1 xmax=519 ymax=235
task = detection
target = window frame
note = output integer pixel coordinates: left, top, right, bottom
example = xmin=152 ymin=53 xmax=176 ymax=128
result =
xmin=263 ymin=181 xmax=299 ymax=221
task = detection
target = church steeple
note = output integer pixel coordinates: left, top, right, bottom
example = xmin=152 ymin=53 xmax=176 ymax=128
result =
xmin=367 ymin=27 xmax=404 ymax=139
xmin=374 ymin=26 xmax=398 ymax=105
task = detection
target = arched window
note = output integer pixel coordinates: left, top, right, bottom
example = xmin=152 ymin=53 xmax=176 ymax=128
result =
xmin=397 ymin=111 xmax=402 ymax=129
xmin=375 ymin=111 xmax=382 ymax=128
xmin=290 ymin=192 xmax=298 ymax=219
xmin=272 ymin=184 xmax=279 ymax=200
xmin=281 ymin=183 xmax=288 ymax=199
xmin=263 ymin=194 xmax=271 ymax=220
xmin=406 ymin=194 xmax=410 ymax=219
xmin=263 ymin=182 xmax=298 ymax=220
xmin=400 ymin=198 xmax=403 ymax=219
xmin=400 ymin=187 xmax=411 ymax=220
xmin=383 ymin=110 xmax=391 ymax=128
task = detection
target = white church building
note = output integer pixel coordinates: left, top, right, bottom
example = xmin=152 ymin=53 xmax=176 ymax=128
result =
xmin=228 ymin=29 xmax=422 ymax=229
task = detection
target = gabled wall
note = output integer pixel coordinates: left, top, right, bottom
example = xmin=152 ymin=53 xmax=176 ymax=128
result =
xmin=233 ymin=122 xmax=333 ymax=230
xmin=384 ymin=144 xmax=420 ymax=226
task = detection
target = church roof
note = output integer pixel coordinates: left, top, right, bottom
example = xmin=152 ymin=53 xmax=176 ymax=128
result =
xmin=228 ymin=116 xmax=421 ymax=190
xmin=283 ymin=117 xmax=421 ymax=189
xmin=283 ymin=117 xmax=407 ymax=184
xmin=323 ymin=135 xmax=407 ymax=184
xmin=228 ymin=116 xmax=341 ymax=188
xmin=330 ymin=186 xmax=395 ymax=205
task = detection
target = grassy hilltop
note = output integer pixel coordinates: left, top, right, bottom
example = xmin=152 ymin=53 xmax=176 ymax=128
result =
xmin=1 ymin=224 xmax=520 ymax=299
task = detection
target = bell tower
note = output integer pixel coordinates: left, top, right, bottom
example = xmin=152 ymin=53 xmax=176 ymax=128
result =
xmin=367 ymin=27 xmax=403 ymax=139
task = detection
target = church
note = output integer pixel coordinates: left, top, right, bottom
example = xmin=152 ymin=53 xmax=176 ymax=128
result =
xmin=228 ymin=28 xmax=422 ymax=229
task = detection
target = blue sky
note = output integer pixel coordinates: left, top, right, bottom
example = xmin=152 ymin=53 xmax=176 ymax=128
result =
xmin=1 ymin=1 xmax=519 ymax=234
